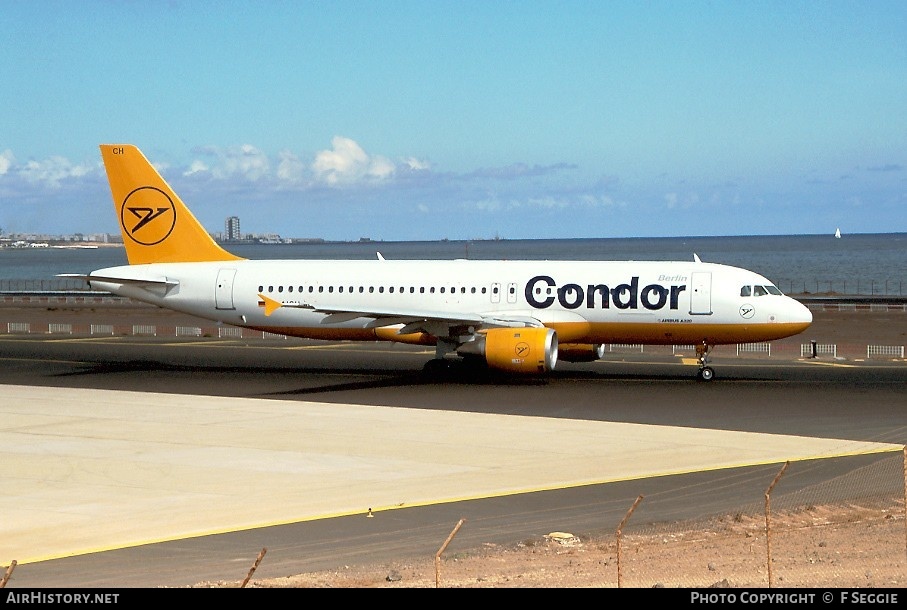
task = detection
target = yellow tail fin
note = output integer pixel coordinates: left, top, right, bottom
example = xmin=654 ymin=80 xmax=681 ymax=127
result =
xmin=100 ymin=144 xmax=244 ymax=264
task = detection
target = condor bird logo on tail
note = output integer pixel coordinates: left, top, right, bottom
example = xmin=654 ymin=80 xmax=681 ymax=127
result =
xmin=121 ymin=187 xmax=176 ymax=246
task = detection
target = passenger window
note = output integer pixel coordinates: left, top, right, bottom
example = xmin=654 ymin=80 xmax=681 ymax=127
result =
xmin=740 ymin=286 xmax=751 ymax=297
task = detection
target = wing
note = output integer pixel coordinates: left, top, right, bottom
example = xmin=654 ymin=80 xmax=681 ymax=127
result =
xmin=256 ymin=293 xmax=543 ymax=336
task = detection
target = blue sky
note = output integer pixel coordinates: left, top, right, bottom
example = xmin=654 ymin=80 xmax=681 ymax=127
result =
xmin=1 ymin=1 xmax=905 ymax=241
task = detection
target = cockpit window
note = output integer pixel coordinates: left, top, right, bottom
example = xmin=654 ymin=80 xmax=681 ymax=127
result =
xmin=766 ymin=285 xmax=782 ymax=295
xmin=753 ymin=285 xmax=768 ymax=296
xmin=740 ymin=286 xmax=751 ymax=297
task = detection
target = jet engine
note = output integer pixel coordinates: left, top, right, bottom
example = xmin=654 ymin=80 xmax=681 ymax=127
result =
xmin=457 ymin=327 xmax=558 ymax=374
xmin=558 ymin=343 xmax=606 ymax=363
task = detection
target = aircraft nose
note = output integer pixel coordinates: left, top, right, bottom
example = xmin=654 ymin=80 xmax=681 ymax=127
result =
xmin=790 ymin=297 xmax=813 ymax=325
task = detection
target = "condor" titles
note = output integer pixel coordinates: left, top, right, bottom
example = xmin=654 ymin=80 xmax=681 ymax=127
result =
xmin=525 ymin=275 xmax=687 ymax=311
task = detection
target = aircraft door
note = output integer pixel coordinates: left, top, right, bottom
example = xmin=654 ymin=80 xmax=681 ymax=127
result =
xmin=689 ymin=271 xmax=712 ymax=315
xmin=215 ymin=268 xmax=237 ymax=310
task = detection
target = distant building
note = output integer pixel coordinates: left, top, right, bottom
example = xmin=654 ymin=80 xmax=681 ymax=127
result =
xmin=225 ymin=216 xmax=241 ymax=241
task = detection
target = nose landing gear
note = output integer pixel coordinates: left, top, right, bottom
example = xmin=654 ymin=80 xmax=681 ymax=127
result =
xmin=696 ymin=341 xmax=715 ymax=382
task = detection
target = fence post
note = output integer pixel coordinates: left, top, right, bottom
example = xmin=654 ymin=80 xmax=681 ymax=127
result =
xmin=616 ymin=495 xmax=644 ymax=588
xmin=240 ymin=548 xmax=267 ymax=588
xmin=765 ymin=461 xmax=789 ymax=588
xmin=435 ymin=518 xmax=466 ymax=588
xmin=1 ymin=560 xmax=16 ymax=588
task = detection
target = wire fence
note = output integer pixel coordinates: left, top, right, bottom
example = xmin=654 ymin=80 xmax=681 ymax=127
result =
xmin=0 ymin=278 xmax=91 ymax=292
xmin=609 ymin=452 xmax=906 ymax=588
xmin=300 ymin=453 xmax=907 ymax=589
xmin=774 ymin=278 xmax=906 ymax=297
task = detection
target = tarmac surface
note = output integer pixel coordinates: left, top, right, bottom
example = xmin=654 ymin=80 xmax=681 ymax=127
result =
xmin=4 ymin=384 xmax=898 ymax=566
xmin=0 ymin=300 xmax=905 ymax=587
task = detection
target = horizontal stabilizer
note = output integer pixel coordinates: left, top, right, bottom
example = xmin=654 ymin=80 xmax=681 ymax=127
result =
xmin=57 ymin=273 xmax=179 ymax=288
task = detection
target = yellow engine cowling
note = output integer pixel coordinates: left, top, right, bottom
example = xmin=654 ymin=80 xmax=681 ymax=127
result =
xmin=480 ymin=327 xmax=558 ymax=374
xmin=558 ymin=343 xmax=606 ymax=363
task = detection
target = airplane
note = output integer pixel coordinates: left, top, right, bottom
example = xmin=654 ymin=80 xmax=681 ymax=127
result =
xmin=61 ymin=144 xmax=813 ymax=381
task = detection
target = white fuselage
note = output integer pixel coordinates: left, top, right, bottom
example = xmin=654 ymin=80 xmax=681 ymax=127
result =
xmin=89 ymin=258 xmax=813 ymax=347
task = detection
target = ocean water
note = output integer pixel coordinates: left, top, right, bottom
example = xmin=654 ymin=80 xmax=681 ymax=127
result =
xmin=1 ymin=233 xmax=905 ymax=296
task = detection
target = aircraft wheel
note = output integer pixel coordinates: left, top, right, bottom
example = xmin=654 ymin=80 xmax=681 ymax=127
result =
xmin=422 ymin=358 xmax=452 ymax=379
xmin=698 ymin=367 xmax=715 ymax=382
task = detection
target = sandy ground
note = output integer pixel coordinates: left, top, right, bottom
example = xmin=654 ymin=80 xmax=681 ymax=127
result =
xmin=194 ymin=498 xmax=906 ymax=589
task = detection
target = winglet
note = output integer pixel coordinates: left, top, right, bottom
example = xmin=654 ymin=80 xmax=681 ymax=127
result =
xmin=693 ymin=253 xmax=702 ymax=263
xmin=257 ymin=293 xmax=283 ymax=316
xmin=100 ymin=144 xmax=244 ymax=265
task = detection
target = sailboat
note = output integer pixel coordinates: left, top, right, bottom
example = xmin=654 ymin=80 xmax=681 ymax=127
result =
xmin=834 ymin=227 xmax=842 ymax=239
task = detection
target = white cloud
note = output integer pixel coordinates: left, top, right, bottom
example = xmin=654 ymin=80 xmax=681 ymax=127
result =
xmin=664 ymin=191 xmax=700 ymax=210
xmin=312 ymin=136 xmax=396 ymax=185
xmin=475 ymin=196 xmax=502 ymax=211
xmin=185 ymin=145 xmax=270 ymax=180
xmin=276 ymin=150 xmax=305 ymax=182
xmin=217 ymin=144 xmax=270 ymax=180
xmin=525 ymin=196 xmax=569 ymax=209
xmin=18 ymin=155 xmax=92 ymax=187
xmin=403 ymin=157 xmax=431 ymax=171
xmin=183 ymin=160 xmax=209 ymax=176
xmin=579 ymin=194 xmax=621 ymax=207
xmin=367 ymin=155 xmax=395 ymax=179
xmin=0 ymin=150 xmax=14 ymax=175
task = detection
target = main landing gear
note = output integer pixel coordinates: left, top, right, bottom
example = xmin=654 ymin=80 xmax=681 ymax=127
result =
xmin=696 ymin=341 xmax=715 ymax=382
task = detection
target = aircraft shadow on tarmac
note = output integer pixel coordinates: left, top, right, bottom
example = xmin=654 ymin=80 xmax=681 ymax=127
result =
xmin=43 ymin=356 xmax=781 ymax=399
